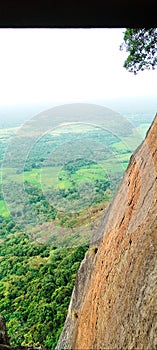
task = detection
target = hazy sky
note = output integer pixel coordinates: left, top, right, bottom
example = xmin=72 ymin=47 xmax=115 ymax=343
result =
xmin=0 ymin=28 xmax=156 ymax=105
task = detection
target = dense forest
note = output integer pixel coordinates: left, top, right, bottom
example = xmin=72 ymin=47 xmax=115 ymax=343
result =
xmin=0 ymin=216 xmax=88 ymax=348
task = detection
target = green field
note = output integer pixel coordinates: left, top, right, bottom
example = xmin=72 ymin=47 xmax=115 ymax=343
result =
xmin=0 ymin=120 xmax=148 ymax=223
xmin=0 ymin=199 xmax=9 ymax=217
xmin=0 ymin=119 xmax=151 ymax=233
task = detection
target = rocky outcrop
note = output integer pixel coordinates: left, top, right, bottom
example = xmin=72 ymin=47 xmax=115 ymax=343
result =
xmin=0 ymin=315 xmax=10 ymax=346
xmin=56 ymin=114 xmax=157 ymax=350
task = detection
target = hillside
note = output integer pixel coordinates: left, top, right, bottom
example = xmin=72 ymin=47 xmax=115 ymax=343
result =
xmin=56 ymin=113 xmax=157 ymax=349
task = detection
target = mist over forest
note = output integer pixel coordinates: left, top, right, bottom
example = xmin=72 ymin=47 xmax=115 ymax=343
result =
xmin=0 ymin=95 xmax=156 ymax=128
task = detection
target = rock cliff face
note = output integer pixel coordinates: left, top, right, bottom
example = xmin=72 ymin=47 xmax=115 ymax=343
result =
xmin=56 ymin=114 xmax=157 ymax=350
xmin=0 ymin=315 xmax=10 ymax=346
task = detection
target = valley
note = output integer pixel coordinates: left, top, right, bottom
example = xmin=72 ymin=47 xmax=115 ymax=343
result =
xmin=0 ymin=106 xmax=153 ymax=348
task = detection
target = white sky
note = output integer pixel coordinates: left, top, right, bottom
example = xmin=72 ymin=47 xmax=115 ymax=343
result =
xmin=0 ymin=28 xmax=156 ymax=105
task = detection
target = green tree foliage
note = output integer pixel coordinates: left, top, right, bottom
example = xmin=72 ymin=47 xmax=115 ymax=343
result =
xmin=120 ymin=28 xmax=157 ymax=74
xmin=0 ymin=217 xmax=88 ymax=349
